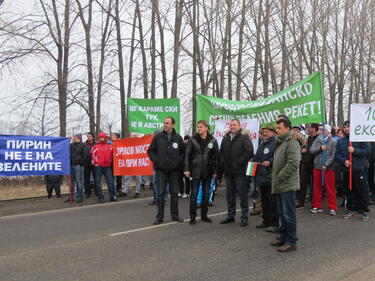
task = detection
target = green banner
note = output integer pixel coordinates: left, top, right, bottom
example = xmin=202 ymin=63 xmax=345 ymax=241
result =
xmin=128 ymin=98 xmax=180 ymax=134
xmin=196 ymin=72 xmax=325 ymax=128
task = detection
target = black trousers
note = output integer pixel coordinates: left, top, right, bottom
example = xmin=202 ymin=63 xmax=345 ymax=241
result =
xmin=343 ymin=171 xmax=369 ymax=213
xmin=369 ymin=164 xmax=375 ymax=195
xmin=156 ymin=170 xmax=180 ymax=220
xmin=115 ymin=176 xmax=122 ymax=192
xmin=179 ymin=175 xmax=191 ymax=195
xmin=226 ymin=175 xmax=249 ymax=220
xmin=46 ymin=184 xmax=61 ymax=198
xmin=190 ymin=178 xmax=210 ymax=219
xmin=84 ymin=165 xmax=96 ymax=195
xmin=260 ymin=185 xmax=279 ymax=227
xmin=299 ymin=163 xmax=313 ymax=205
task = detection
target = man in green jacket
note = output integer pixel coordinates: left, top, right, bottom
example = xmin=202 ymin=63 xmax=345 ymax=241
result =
xmin=271 ymin=118 xmax=301 ymax=252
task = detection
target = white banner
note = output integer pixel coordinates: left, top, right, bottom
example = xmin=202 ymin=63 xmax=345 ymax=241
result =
xmin=350 ymin=103 xmax=375 ymax=142
xmin=213 ymin=119 xmax=260 ymax=152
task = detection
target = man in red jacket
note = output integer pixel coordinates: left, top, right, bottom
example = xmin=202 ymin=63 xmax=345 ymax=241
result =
xmin=91 ymin=132 xmax=117 ymax=203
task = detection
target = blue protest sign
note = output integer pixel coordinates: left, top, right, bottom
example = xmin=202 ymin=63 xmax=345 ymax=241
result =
xmin=0 ymin=135 xmax=70 ymax=176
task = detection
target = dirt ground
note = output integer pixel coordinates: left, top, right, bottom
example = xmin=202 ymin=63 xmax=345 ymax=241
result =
xmin=0 ymin=176 xmax=157 ymax=217
xmin=0 ymin=186 xmax=154 ymax=217
xmin=0 ymin=184 xmax=70 ymax=201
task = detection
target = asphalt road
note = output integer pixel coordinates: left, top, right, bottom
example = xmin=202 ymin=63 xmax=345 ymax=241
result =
xmin=1 ymin=194 xmax=375 ymax=281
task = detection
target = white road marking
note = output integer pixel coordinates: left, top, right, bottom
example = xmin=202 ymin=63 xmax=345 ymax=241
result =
xmin=109 ymin=209 xmax=243 ymax=237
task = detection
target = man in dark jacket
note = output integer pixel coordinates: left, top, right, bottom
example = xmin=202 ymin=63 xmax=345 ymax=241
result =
xmin=184 ymin=120 xmax=219 ymax=225
xmin=148 ymin=117 xmax=185 ymax=225
xmin=297 ymin=123 xmax=319 ymax=209
xmin=84 ymin=132 xmax=96 ymax=198
xmin=69 ymin=134 xmax=87 ymax=203
xmin=219 ymin=119 xmax=254 ymax=227
xmin=254 ymin=124 xmax=278 ymax=232
xmin=335 ymin=120 xmax=370 ymax=220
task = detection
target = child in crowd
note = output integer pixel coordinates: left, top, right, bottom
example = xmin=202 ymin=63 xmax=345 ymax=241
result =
xmin=44 ymin=175 xmax=63 ymax=199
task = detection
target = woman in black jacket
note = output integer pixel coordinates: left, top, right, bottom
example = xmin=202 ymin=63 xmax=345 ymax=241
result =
xmin=184 ymin=120 xmax=219 ymax=225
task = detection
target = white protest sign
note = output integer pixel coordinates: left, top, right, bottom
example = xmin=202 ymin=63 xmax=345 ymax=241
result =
xmin=214 ymin=119 xmax=260 ymax=152
xmin=350 ymin=103 xmax=375 ymax=142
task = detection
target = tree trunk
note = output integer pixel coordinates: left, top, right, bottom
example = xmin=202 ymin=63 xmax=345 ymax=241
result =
xmin=96 ymin=0 xmax=113 ymax=136
xmin=252 ymin=0 xmax=263 ymax=101
xmin=155 ymin=0 xmax=168 ymax=98
xmin=235 ymin=0 xmax=247 ymax=101
xmin=135 ymin=0 xmax=149 ymax=99
xmin=151 ymin=0 xmax=156 ymax=99
xmin=76 ymin=0 xmax=95 ymax=133
xmin=171 ymin=0 xmax=184 ymax=98
xmin=115 ymin=0 xmax=127 ymax=136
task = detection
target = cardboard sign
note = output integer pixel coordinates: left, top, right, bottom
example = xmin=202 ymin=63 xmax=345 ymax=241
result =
xmin=113 ymin=135 xmax=153 ymax=176
xmin=214 ymin=119 xmax=259 ymax=152
xmin=128 ymin=98 xmax=180 ymax=134
xmin=350 ymin=103 xmax=375 ymax=142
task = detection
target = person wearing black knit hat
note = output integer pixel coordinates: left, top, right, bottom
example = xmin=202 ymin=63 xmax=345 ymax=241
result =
xmin=335 ymin=120 xmax=370 ymax=221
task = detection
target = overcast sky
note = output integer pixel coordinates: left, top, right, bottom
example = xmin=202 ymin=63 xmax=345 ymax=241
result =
xmin=0 ymin=0 xmax=195 ymax=137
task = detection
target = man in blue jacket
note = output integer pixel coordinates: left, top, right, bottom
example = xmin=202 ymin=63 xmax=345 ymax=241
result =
xmin=335 ymin=120 xmax=370 ymax=221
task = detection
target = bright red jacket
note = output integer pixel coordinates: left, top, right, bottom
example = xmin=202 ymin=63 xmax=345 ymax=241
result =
xmin=91 ymin=141 xmax=113 ymax=167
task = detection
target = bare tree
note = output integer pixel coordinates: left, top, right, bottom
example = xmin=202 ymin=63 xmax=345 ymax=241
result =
xmin=76 ymin=0 xmax=95 ymax=133
xmin=95 ymin=0 xmax=114 ymax=135
xmin=171 ymin=0 xmax=184 ymax=98
xmin=114 ymin=0 xmax=127 ymax=136
xmin=135 ymin=0 xmax=149 ymax=99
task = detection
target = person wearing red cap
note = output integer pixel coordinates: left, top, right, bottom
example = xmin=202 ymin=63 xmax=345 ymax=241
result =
xmin=91 ymin=132 xmax=117 ymax=203
xmin=335 ymin=121 xmax=370 ymax=221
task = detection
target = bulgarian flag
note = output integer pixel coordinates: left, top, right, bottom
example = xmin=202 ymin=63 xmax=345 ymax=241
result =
xmin=246 ymin=162 xmax=258 ymax=177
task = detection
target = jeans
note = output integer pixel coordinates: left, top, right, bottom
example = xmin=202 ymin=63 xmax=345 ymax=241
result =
xmin=155 ymin=170 xmax=179 ymax=220
xmin=152 ymin=171 xmax=168 ymax=202
xmin=226 ymin=175 xmax=249 ymax=220
xmin=94 ymin=166 xmax=116 ymax=201
xmin=71 ymin=165 xmax=84 ymax=200
xmin=123 ymin=175 xmax=142 ymax=194
xmin=190 ymin=178 xmax=210 ymax=219
xmin=277 ymin=191 xmax=298 ymax=246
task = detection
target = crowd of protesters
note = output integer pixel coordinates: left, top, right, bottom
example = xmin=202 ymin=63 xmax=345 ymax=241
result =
xmin=45 ymin=115 xmax=375 ymax=253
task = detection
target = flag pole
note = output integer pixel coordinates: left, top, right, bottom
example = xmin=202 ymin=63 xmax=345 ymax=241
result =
xmin=322 ymin=123 xmax=326 ymax=186
xmin=317 ymin=72 xmax=327 ymax=188
xmin=69 ymin=175 xmax=73 ymax=204
xmin=349 ymin=142 xmax=353 ymax=190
